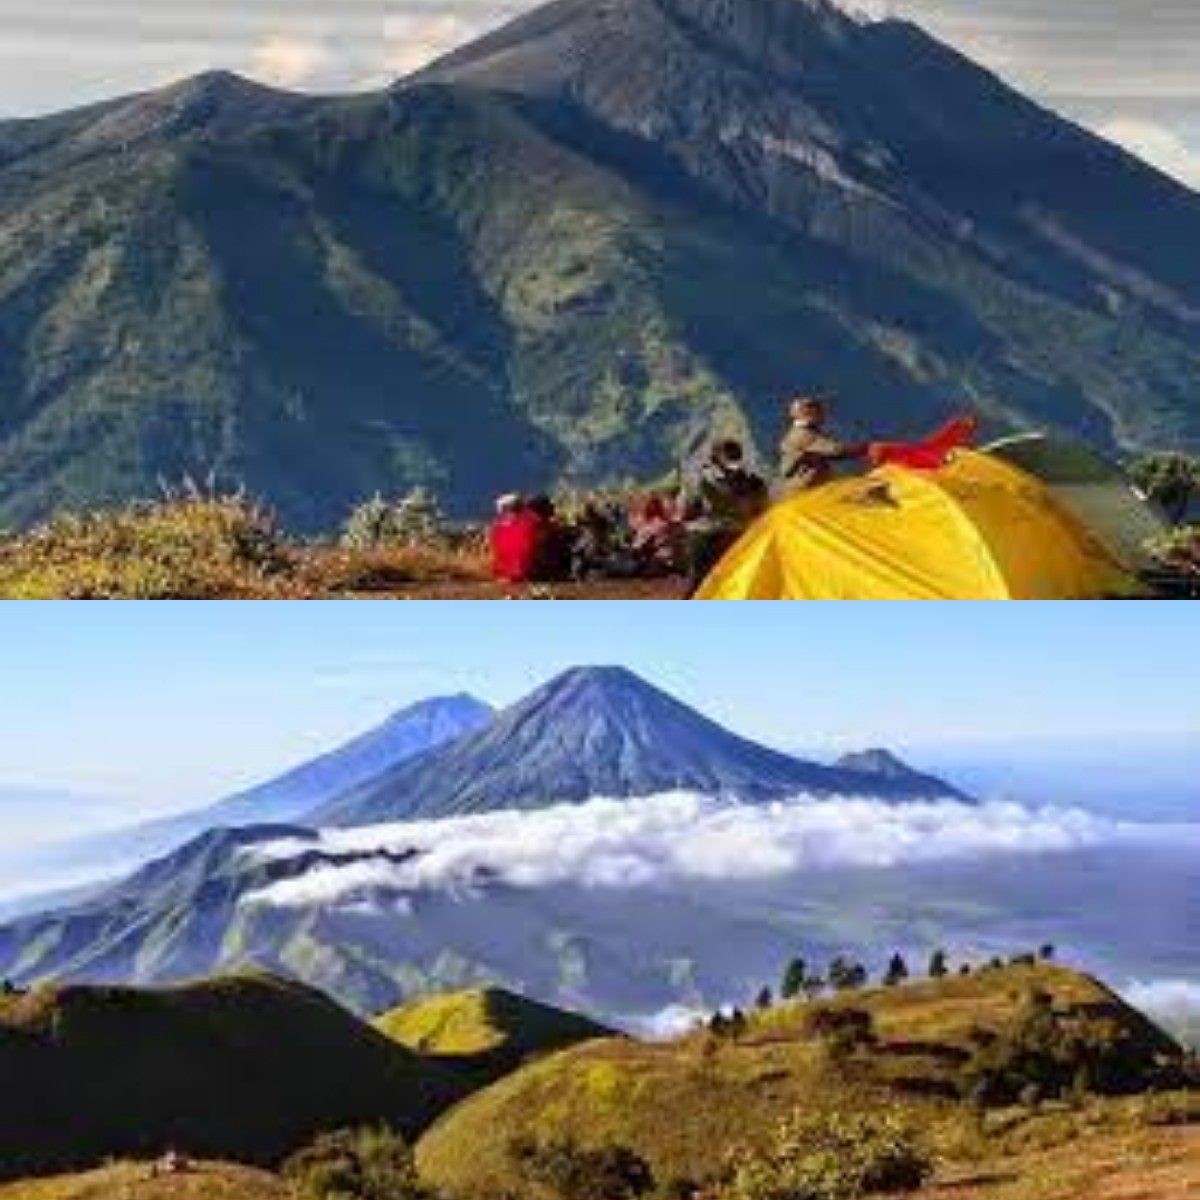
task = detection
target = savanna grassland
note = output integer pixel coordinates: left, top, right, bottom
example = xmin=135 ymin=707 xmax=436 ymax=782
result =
xmin=4 ymin=961 xmax=1200 ymax=1200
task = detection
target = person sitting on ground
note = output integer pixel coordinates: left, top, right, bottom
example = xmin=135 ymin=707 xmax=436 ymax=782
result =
xmin=526 ymin=494 xmax=571 ymax=582
xmin=779 ymin=395 xmax=870 ymax=492
xmin=679 ymin=439 xmax=769 ymax=594
xmin=631 ymin=493 xmax=685 ymax=577
xmin=489 ymin=493 xmax=542 ymax=585
xmin=570 ymin=501 xmax=617 ymax=580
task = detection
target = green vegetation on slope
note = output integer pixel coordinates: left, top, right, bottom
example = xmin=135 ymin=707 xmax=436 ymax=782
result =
xmin=376 ymin=987 xmax=613 ymax=1085
xmin=0 ymin=971 xmax=466 ymax=1181
xmin=4 ymin=6 xmax=1200 ymax=531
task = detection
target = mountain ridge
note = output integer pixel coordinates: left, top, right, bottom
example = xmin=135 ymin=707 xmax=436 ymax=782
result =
xmin=7 ymin=695 xmax=493 ymax=893
xmin=311 ymin=665 xmax=966 ymax=825
xmin=0 ymin=0 xmax=1198 ymax=527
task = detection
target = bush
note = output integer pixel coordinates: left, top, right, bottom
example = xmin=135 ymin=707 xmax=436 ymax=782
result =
xmin=341 ymin=488 xmax=447 ymax=550
xmin=512 ymin=1137 xmax=656 ymax=1200
xmin=721 ymin=1109 xmax=932 ymax=1200
xmin=283 ymin=1127 xmax=432 ymax=1200
xmin=806 ymin=1008 xmax=877 ymax=1062
xmin=1131 ymin=453 xmax=1200 ymax=525
xmin=0 ymin=490 xmax=287 ymax=599
xmin=959 ymin=988 xmax=1179 ymax=1107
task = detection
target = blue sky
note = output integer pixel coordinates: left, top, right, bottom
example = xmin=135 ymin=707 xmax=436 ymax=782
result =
xmin=1 ymin=603 xmax=1196 ymax=820
xmin=1 ymin=0 xmax=1199 ymax=188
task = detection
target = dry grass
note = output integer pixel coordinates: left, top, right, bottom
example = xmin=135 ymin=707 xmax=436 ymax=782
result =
xmin=920 ymin=1125 xmax=1200 ymax=1200
xmin=416 ymin=966 xmax=1194 ymax=1199
xmin=0 ymin=1161 xmax=291 ymax=1200
xmin=0 ymin=495 xmax=688 ymax=599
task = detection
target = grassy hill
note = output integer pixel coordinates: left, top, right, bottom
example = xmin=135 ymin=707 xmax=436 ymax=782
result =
xmin=376 ymin=986 xmax=613 ymax=1085
xmin=0 ymin=971 xmax=466 ymax=1181
xmin=416 ymin=963 xmax=1187 ymax=1197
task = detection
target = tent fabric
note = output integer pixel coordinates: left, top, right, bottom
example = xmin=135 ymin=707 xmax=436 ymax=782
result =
xmin=870 ymin=415 xmax=979 ymax=471
xmin=984 ymin=434 xmax=1167 ymax=574
xmin=695 ymin=450 xmax=1145 ymax=600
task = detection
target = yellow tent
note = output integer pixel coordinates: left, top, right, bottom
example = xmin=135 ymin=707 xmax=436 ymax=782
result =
xmin=695 ymin=450 xmax=1145 ymax=600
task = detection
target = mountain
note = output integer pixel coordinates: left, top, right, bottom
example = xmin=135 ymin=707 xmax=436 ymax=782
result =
xmin=5 ymin=793 xmax=1200 ymax=1026
xmin=2 ymin=0 xmax=1200 ymax=528
xmin=7 ymin=695 xmax=493 ymax=893
xmin=311 ymin=666 xmax=965 ymax=826
xmin=0 ymin=819 xmax=845 ymax=1018
xmin=376 ymin=986 xmax=613 ymax=1084
xmin=0 ymin=668 xmax=968 ymax=1019
xmin=204 ymin=694 xmax=494 ymax=826
xmin=0 ymin=970 xmax=465 ymax=1181
xmin=835 ymin=747 xmax=965 ymax=797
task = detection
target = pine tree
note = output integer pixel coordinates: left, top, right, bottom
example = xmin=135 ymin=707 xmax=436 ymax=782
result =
xmin=828 ymin=956 xmax=868 ymax=992
xmin=884 ymin=953 xmax=910 ymax=988
xmin=928 ymin=950 xmax=949 ymax=979
xmin=756 ymin=986 xmax=774 ymax=1010
xmin=781 ymin=957 xmax=808 ymax=1001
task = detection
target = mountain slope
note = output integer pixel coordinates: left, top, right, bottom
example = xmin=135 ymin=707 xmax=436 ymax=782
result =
xmin=312 ymin=666 xmax=964 ymax=826
xmin=0 ymin=971 xmax=465 ymax=1181
xmin=10 ymin=695 xmax=493 ymax=890
xmin=1 ymin=0 xmax=1199 ymax=527
xmin=161 ymin=693 xmax=493 ymax=834
xmin=416 ymin=962 xmax=1186 ymax=1198
xmin=835 ymin=748 xmax=963 ymax=797
xmin=0 ymin=819 xmax=845 ymax=1018
xmin=376 ymin=986 xmax=612 ymax=1083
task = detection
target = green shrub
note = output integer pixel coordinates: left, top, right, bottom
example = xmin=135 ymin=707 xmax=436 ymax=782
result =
xmin=511 ymin=1136 xmax=656 ymax=1200
xmin=959 ymin=987 xmax=1179 ymax=1107
xmin=342 ymin=488 xmax=446 ymax=550
xmin=721 ymin=1109 xmax=932 ymax=1200
xmin=283 ymin=1127 xmax=432 ymax=1200
xmin=1131 ymin=454 xmax=1200 ymax=525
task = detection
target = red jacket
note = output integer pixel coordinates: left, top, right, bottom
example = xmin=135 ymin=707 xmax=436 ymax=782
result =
xmin=490 ymin=511 xmax=543 ymax=583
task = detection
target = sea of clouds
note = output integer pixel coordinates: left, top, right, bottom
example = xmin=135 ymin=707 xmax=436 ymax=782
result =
xmin=239 ymin=791 xmax=1197 ymax=910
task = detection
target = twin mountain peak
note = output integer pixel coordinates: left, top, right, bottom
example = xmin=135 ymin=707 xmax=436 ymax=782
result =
xmin=215 ymin=664 xmax=969 ymax=836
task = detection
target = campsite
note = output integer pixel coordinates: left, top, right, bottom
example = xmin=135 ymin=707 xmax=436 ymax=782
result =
xmin=0 ymin=435 xmax=1195 ymax=599
xmin=2 ymin=0 xmax=1200 ymax=594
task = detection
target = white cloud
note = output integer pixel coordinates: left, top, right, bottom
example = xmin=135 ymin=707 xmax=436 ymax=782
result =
xmin=1123 ymin=979 xmax=1200 ymax=1046
xmin=239 ymin=792 xmax=1195 ymax=910
xmin=379 ymin=14 xmax=478 ymax=79
xmin=249 ymin=34 xmax=329 ymax=89
xmin=1098 ymin=117 xmax=1200 ymax=190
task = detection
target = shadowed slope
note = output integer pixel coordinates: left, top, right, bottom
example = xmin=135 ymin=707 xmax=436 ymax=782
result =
xmin=0 ymin=972 xmax=465 ymax=1181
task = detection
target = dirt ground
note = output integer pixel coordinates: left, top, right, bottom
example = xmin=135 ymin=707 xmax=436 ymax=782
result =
xmin=921 ymin=1125 xmax=1200 ymax=1200
xmin=349 ymin=578 xmax=690 ymax=600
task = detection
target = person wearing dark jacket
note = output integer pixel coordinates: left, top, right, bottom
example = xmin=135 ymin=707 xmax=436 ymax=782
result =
xmin=678 ymin=440 xmax=769 ymax=594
